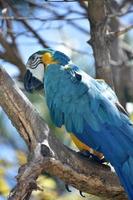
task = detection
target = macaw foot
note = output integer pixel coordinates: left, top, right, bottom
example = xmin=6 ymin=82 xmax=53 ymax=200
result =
xmin=78 ymin=150 xmax=106 ymax=164
xmin=65 ymin=151 xmax=107 ymax=197
xmin=65 ymin=184 xmax=85 ymax=197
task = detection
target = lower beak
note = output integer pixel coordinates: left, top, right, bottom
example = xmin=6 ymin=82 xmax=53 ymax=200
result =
xmin=24 ymin=69 xmax=44 ymax=93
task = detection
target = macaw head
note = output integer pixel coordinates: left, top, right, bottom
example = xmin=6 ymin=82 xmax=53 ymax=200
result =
xmin=24 ymin=48 xmax=70 ymax=92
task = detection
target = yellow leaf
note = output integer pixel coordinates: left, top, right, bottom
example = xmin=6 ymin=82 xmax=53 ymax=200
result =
xmin=37 ymin=175 xmax=56 ymax=189
xmin=0 ymin=177 xmax=10 ymax=196
xmin=32 ymin=175 xmax=58 ymax=200
xmin=16 ymin=151 xmax=27 ymax=165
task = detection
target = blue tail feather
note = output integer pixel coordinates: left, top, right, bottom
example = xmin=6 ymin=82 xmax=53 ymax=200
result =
xmin=115 ymin=160 xmax=133 ymax=200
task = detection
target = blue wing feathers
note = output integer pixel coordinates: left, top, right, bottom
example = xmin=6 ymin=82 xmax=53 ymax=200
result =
xmin=44 ymin=63 xmax=133 ymax=199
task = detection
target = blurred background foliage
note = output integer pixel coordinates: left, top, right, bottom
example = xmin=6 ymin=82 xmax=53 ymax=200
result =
xmin=0 ymin=0 xmax=133 ymax=200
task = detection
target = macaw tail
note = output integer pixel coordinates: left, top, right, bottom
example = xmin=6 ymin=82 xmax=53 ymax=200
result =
xmin=115 ymin=163 xmax=133 ymax=200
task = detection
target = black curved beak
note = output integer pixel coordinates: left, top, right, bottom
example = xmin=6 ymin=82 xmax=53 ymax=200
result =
xmin=24 ymin=69 xmax=44 ymax=93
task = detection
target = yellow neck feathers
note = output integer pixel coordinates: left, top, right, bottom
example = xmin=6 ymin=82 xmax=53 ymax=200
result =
xmin=42 ymin=52 xmax=58 ymax=65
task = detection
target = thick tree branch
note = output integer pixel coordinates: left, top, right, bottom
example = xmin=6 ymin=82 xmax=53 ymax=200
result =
xmin=0 ymin=68 xmax=127 ymax=200
xmin=87 ymin=0 xmax=114 ymax=88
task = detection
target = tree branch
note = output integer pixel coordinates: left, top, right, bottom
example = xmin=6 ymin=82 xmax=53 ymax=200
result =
xmin=6 ymin=0 xmax=48 ymax=49
xmin=87 ymin=0 xmax=114 ymax=88
xmin=0 ymin=32 xmax=26 ymax=77
xmin=108 ymin=24 xmax=133 ymax=38
xmin=0 ymin=68 xmax=127 ymax=200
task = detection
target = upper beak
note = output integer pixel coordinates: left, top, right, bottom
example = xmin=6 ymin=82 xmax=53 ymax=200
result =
xmin=24 ymin=69 xmax=44 ymax=93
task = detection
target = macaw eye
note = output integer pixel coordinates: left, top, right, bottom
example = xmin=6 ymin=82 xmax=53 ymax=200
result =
xmin=31 ymin=55 xmax=36 ymax=63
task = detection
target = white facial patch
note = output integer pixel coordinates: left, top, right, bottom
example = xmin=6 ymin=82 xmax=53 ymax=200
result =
xmin=27 ymin=63 xmax=44 ymax=83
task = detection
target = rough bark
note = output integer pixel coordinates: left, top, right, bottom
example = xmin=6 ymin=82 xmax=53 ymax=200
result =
xmin=107 ymin=0 xmax=133 ymax=107
xmin=87 ymin=0 xmax=114 ymax=88
xmin=0 ymin=68 xmax=127 ymax=200
xmin=87 ymin=0 xmax=133 ymax=105
xmin=109 ymin=16 xmax=126 ymax=107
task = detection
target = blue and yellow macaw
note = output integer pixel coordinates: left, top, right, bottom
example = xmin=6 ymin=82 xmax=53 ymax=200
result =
xmin=24 ymin=48 xmax=133 ymax=200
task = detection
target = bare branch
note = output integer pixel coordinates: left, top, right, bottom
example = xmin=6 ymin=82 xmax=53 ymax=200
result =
xmin=119 ymin=0 xmax=132 ymax=11
xmin=0 ymin=32 xmax=26 ymax=77
xmin=0 ymin=16 xmax=87 ymax=21
xmin=108 ymin=24 xmax=133 ymax=37
xmin=107 ymin=0 xmax=133 ymax=18
xmin=78 ymin=0 xmax=88 ymax=12
xmin=6 ymin=0 xmax=48 ymax=48
xmin=43 ymin=0 xmax=87 ymax=2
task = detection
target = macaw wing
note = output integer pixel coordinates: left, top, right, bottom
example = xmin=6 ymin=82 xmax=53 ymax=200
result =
xmin=47 ymin=65 xmax=133 ymax=163
xmin=47 ymin=64 xmax=121 ymax=131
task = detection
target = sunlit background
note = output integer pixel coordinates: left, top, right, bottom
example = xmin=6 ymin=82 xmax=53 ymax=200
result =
xmin=0 ymin=0 xmax=133 ymax=200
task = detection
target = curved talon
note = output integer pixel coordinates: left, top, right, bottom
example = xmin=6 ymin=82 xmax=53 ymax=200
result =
xmin=65 ymin=184 xmax=72 ymax=192
xmin=101 ymin=157 xmax=107 ymax=163
xmin=91 ymin=154 xmax=107 ymax=164
xmin=80 ymin=190 xmax=85 ymax=197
